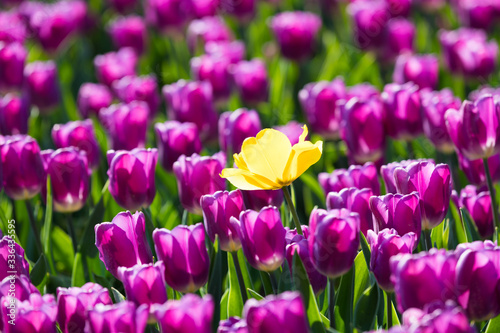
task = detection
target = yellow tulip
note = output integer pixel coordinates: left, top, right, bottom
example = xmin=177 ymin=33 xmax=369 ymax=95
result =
xmin=221 ymin=125 xmax=323 ymax=190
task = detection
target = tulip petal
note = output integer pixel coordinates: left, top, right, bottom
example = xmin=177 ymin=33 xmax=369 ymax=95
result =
xmin=221 ymin=168 xmax=280 ymax=190
xmin=283 ymin=141 xmax=323 ymax=184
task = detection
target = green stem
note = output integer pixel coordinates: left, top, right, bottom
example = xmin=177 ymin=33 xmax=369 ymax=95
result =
xmin=282 ymin=186 xmax=303 ymax=235
xmin=25 ymin=200 xmax=43 ymax=255
xmin=424 ymin=229 xmax=432 ymax=251
xmin=329 ymin=278 xmax=336 ymax=329
xmin=181 ymin=210 xmax=189 ymax=226
xmin=67 ymin=214 xmax=78 ymax=255
xmin=483 ymin=158 xmax=500 ymax=232
xmin=43 ymin=177 xmax=56 ymax=275
xmin=386 ymin=291 xmax=393 ymax=329
xmin=268 ymin=271 xmax=278 ymax=295
xmin=231 ymin=252 xmax=248 ymax=304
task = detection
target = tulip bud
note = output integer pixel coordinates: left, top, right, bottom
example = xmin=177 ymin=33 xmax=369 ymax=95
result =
xmin=187 ymin=17 xmax=233 ymax=54
xmin=0 ymin=236 xmax=30 ymax=281
xmin=99 ymin=101 xmax=149 ymax=151
xmin=382 ymin=82 xmax=423 ymax=140
xmin=219 ymin=0 xmax=255 ymax=20
xmin=308 ymin=208 xmax=360 ymax=278
xmin=270 ymin=11 xmax=322 ymax=62
xmin=390 ymin=249 xmax=458 ymax=312
xmin=191 ymin=54 xmax=232 ymax=101
xmin=163 ymin=80 xmax=219 ymax=142
xmin=243 ymin=291 xmax=309 ymax=333
xmin=393 ymin=54 xmax=439 ymax=91
xmin=299 ymin=78 xmax=346 ymax=139
xmin=0 ymin=93 xmax=29 ymax=135
xmin=206 ymin=41 xmax=246 ymax=64
xmin=395 ymin=161 xmax=452 ymax=229
xmin=192 ymin=0 xmax=219 ymax=18
xmin=118 ymin=262 xmax=168 ymax=307
xmin=0 ymin=42 xmax=26 ymax=92
xmin=347 ymin=0 xmax=390 ymax=50
xmin=219 ymin=108 xmax=261 ymax=154
xmin=218 ymin=317 xmax=248 ymax=333
xmin=107 ymin=148 xmax=157 ymax=211
xmin=153 ymin=294 xmax=214 ymax=333
xmin=340 ymin=97 xmax=386 ymax=164
xmin=52 ymin=119 xmax=101 ymax=169
xmin=24 ymin=60 xmax=60 ymax=113
xmin=107 ymin=15 xmax=147 ymax=55
xmin=0 ymin=135 xmax=44 ymax=200
xmin=367 ymin=229 xmax=415 ymax=291
xmin=0 ymin=11 xmax=27 ymax=44
xmin=0 ymin=275 xmax=39 ymax=302
xmin=1 ymin=294 xmax=57 ymax=333
xmin=95 ymin=211 xmax=153 ymax=278
xmin=77 ymin=83 xmax=113 ymax=118
xmin=404 ymin=303 xmax=475 ymax=333
xmin=201 ymin=190 xmax=245 ymax=252
xmin=113 ymin=75 xmax=160 ymax=116
xmin=230 ymin=59 xmax=269 ymax=105
xmin=241 ymin=189 xmax=283 ymax=211
xmin=445 ymin=95 xmax=500 ymax=160
xmin=457 ymin=152 xmax=500 ymax=187
xmin=155 ymin=121 xmax=202 ymax=172
xmin=347 ymin=83 xmax=380 ymax=101
xmin=94 ymin=47 xmax=137 ymax=87
xmin=87 ymin=301 xmax=149 ymax=333
xmin=319 ymin=162 xmax=381 ymax=195
xmin=56 ymin=283 xmax=112 ymax=333
xmin=454 ymin=0 xmax=496 ymax=30
xmin=145 ymin=0 xmax=192 ymax=33
xmin=41 ymin=148 xmax=90 ymax=213
xmin=460 ymin=185 xmax=495 ymax=238
xmin=381 ymin=159 xmax=433 ymax=194
xmin=439 ymin=28 xmax=498 ymax=77
xmin=233 ymin=206 xmax=286 ymax=272
xmin=274 ymin=121 xmax=306 ymax=145
xmin=327 ymin=187 xmax=374 ymax=236
xmin=173 ymin=152 xmax=226 ymax=215
xmin=153 ymin=224 xmax=210 ymax=293
xmin=381 ymin=18 xmax=415 ymax=60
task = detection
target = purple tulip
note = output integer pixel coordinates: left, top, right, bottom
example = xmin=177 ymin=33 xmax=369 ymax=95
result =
xmin=230 ymin=59 xmax=269 ymax=105
xmin=285 ymin=230 xmax=327 ymax=295
xmin=390 ymin=249 xmax=458 ymax=312
xmin=0 ymin=236 xmax=30 ymax=281
xmin=393 ymin=54 xmax=439 ymax=91
xmin=299 ymin=78 xmax=346 ymax=139
xmin=155 ymin=121 xmax=202 ymax=172
xmin=118 ymin=262 xmax=168 ymax=307
xmin=327 ymin=187 xmax=374 ymax=236
xmin=56 ymin=283 xmax=112 ymax=333
xmin=99 ymin=101 xmax=149 ymax=151
xmin=153 ymin=294 xmax=214 ymax=333
xmin=457 ymin=152 xmax=500 ymax=187
xmin=112 ymin=75 xmax=160 ymax=115
xmin=145 ymin=0 xmax=192 ymax=33
xmin=445 ymin=95 xmax=500 ymax=160
xmin=219 ymin=108 xmax=261 ymax=154
xmin=206 ymin=41 xmax=246 ymax=64
xmin=340 ymin=97 xmax=386 ymax=164
xmin=107 ymin=148 xmax=157 ymax=211
xmin=94 ymin=47 xmax=137 ymax=87
xmin=107 ymin=0 xmax=137 ymax=13
xmin=460 ymin=185 xmax=495 ymax=238
xmin=382 ymin=82 xmax=423 ymax=140
xmin=24 ymin=60 xmax=60 ymax=113
xmin=192 ymin=0 xmax=219 ymax=18
xmin=380 ymin=159 xmax=433 ymax=193
xmin=173 ymin=152 xmax=226 ymax=215
xmin=469 ymin=85 xmax=500 ymax=101
xmin=243 ymin=291 xmax=309 ymax=333
xmin=347 ymin=83 xmax=380 ymax=101
xmin=420 ymin=88 xmax=461 ymax=153
xmin=201 ymin=190 xmax=245 ymax=252
xmin=367 ymin=229 xmax=415 ymax=291
xmin=187 ymin=17 xmax=233 ymax=54
xmin=241 ymin=190 xmax=283 ymax=211
xmin=41 ymin=148 xmax=90 ymax=213
xmin=153 ymin=224 xmax=210 ymax=293
xmin=232 ymin=206 xmax=286 ymax=272
xmin=402 ymin=303 xmax=475 ymax=333
xmin=191 ymin=54 xmax=232 ymax=101
xmin=395 ymin=161 xmax=452 ymax=229
xmin=87 ymin=301 xmax=149 ymax=333
xmin=1 ymin=294 xmax=57 ymax=333
xmin=77 ymin=83 xmax=113 ymax=118
xmin=347 ymin=0 xmax=391 ymax=50
xmin=163 ymin=80 xmax=218 ymax=142
xmin=309 ymin=208 xmax=360 ymax=278
xmin=0 ymin=42 xmax=26 ymax=92
xmin=274 ymin=121 xmax=306 ymax=145
xmin=0 ymin=93 xmax=29 ymax=136
xmin=95 ymin=211 xmax=153 ymax=278
xmin=52 ymin=119 xmax=101 ymax=169
xmin=0 ymin=135 xmax=44 ymax=200
xmin=270 ymin=11 xmax=322 ymax=62
xmin=218 ymin=317 xmax=248 ymax=333
xmin=0 ymin=275 xmax=39 ymax=302
xmin=319 ymin=162 xmax=381 ymax=195
xmin=439 ymin=28 xmax=498 ymax=77
xmin=107 ymin=15 xmax=147 ymax=55
xmin=0 ymin=11 xmax=28 ymax=44
xmin=219 ymin=0 xmax=255 ymax=20
xmin=381 ymin=18 xmax=415 ymax=60
xmin=454 ymin=0 xmax=496 ymax=30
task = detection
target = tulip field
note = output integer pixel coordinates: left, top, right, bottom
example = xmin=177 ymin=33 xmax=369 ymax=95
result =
xmin=2 ymin=0 xmax=500 ymax=332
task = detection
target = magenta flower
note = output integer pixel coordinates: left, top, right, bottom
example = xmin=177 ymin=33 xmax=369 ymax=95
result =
xmin=218 ymin=317 xmax=248 ymax=333
xmin=393 ymin=54 xmax=439 ymax=90
xmin=274 ymin=121 xmax=307 ymax=145
xmin=241 ymin=189 xmax=283 ymax=212
xmin=24 ymin=60 xmax=60 ymax=113
xmin=457 ymin=152 xmax=500 ymax=187
xmin=191 ymin=54 xmax=232 ymax=101
xmin=0 ymin=236 xmax=30 ymax=281
xmin=145 ymin=0 xmax=192 ymax=33
xmin=94 ymin=47 xmax=137 ymax=87
xmin=107 ymin=15 xmax=147 ymax=55
xmin=347 ymin=0 xmax=390 ymax=50
xmin=108 ymin=0 xmax=137 ymax=13
xmin=187 ymin=17 xmax=232 ymax=53
xmin=219 ymin=0 xmax=255 ymax=20
xmin=118 ymin=262 xmax=168 ymax=307
xmin=327 ymin=187 xmax=374 ymax=236
xmin=381 ymin=18 xmax=415 ymax=60
xmin=113 ymin=75 xmax=160 ymax=116
xmin=0 ymin=42 xmax=26 ymax=92
xmin=192 ymin=0 xmax=219 ymax=18
xmin=0 ymin=93 xmax=30 ymax=136
xmin=87 ymin=301 xmax=149 ymax=333
xmin=381 ymin=159 xmax=432 ymax=194
xmin=205 ymin=41 xmax=246 ymax=64
xmin=460 ymin=185 xmax=495 ymax=238
xmin=219 ymin=108 xmax=261 ymax=154
xmin=1 ymin=294 xmax=57 ymax=333
xmin=0 ymin=275 xmax=39 ymax=302
xmin=0 ymin=11 xmax=28 ymax=44
xmin=319 ymin=162 xmax=381 ymax=195
xmin=454 ymin=0 xmax=496 ymax=30
xmin=230 ymin=59 xmax=269 ymax=105
xmin=77 ymin=83 xmax=113 ymax=118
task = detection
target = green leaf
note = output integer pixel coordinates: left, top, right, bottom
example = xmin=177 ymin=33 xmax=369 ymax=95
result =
xmin=300 ymin=172 xmax=325 ymax=203
xmin=334 ymin=266 xmax=355 ymax=333
xmin=354 ymin=283 xmax=379 ymax=331
xmin=448 ymin=201 xmax=467 ymax=248
xmin=278 ymin=261 xmax=294 ymax=293
xmin=220 ymin=289 xmax=229 ymax=321
xmin=71 ymin=252 xmax=86 ymax=287
xmin=30 ymin=254 xmax=47 ymax=286
xmin=431 ymin=220 xmax=445 ymax=249
xmin=111 ymin=287 xmax=126 ymax=303
xmin=359 ymin=232 xmax=371 ymax=268
xmin=353 ymin=251 xmax=370 ymax=307
xmin=259 ymin=271 xmax=274 ymax=296
xmin=460 ymin=208 xmax=481 ymax=242
xmin=486 ymin=314 xmax=500 ymax=332
xmin=51 ymin=225 xmax=74 ymax=273
xmin=247 ymin=288 xmax=265 ymax=300
xmin=42 ymin=176 xmax=56 ymax=274
xmin=227 ymin=252 xmax=244 ymax=318
xmin=207 ymin=243 xmax=227 ymax=332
